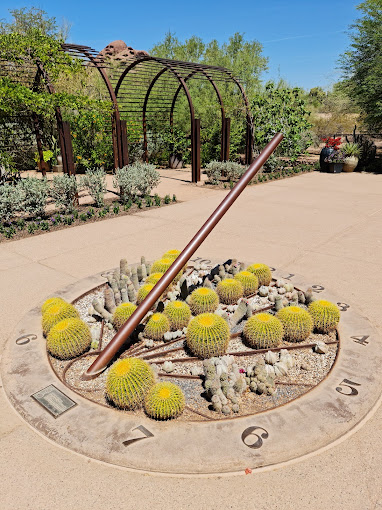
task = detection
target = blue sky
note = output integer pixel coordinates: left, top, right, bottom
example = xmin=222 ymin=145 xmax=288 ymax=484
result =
xmin=1 ymin=0 xmax=361 ymax=90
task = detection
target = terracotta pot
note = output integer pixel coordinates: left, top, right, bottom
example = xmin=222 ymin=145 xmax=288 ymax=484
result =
xmin=343 ymin=156 xmax=358 ymax=172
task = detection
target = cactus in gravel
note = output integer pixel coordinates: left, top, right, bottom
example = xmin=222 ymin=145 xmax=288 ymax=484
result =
xmin=186 ymin=313 xmax=230 ymax=358
xmin=120 ymin=258 xmax=129 ymax=276
xmin=162 ymin=249 xmax=181 ymax=260
xmin=216 ymin=278 xmax=244 ymax=304
xmin=104 ymin=286 xmax=116 ymax=313
xmin=42 ymin=302 xmax=79 ymax=335
xmin=308 ymin=300 xmax=340 ymax=333
xmin=243 ymin=313 xmax=284 ymax=349
xmin=144 ymin=312 xmax=170 ymax=340
xmin=47 ymin=318 xmax=91 ymax=359
xmin=136 ymin=283 xmax=155 ymax=305
xmin=246 ymin=263 xmax=272 ymax=286
xmin=146 ymin=272 xmax=164 ymax=285
xmin=112 ymin=303 xmax=137 ymax=330
xmin=164 ymin=301 xmax=191 ymax=330
xmin=144 ymin=382 xmax=185 ymax=420
xmin=276 ymin=306 xmax=313 ymax=342
xmin=41 ymin=297 xmax=66 ymax=315
xmin=234 ymin=271 xmax=259 ymax=296
xmin=106 ymin=358 xmax=155 ymax=409
xmin=151 ymin=258 xmax=183 ymax=282
xmin=189 ymin=287 xmax=219 ymax=315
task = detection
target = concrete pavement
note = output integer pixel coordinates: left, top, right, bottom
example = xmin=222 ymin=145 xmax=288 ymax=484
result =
xmin=0 ymin=171 xmax=381 ymax=509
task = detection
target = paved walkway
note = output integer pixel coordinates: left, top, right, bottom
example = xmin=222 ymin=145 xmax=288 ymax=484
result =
xmin=1 ymin=171 xmax=381 ymax=509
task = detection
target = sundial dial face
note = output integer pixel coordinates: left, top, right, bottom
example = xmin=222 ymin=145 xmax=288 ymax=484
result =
xmin=2 ymin=258 xmax=381 ymax=476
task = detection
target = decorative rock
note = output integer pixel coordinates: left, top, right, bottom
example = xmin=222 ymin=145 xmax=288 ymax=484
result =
xmin=145 ymin=339 xmax=154 ymax=348
xmin=163 ymin=332 xmax=172 ymax=342
xmin=314 ymin=341 xmax=328 ymax=354
xmin=300 ymin=362 xmax=310 ymax=371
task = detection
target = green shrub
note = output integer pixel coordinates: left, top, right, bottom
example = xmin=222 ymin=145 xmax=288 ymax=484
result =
xmin=0 ymin=184 xmax=23 ymax=222
xmin=113 ymin=163 xmax=160 ymax=202
xmin=205 ymin=161 xmax=247 ymax=184
xmin=80 ymin=168 xmax=106 ymax=208
xmin=50 ymin=174 xmax=78 ymax=213
xmin=18 ymin=177 xmax=49 ymax=217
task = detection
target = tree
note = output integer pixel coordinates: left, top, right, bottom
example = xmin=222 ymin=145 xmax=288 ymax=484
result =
xmin=340 ymin=0 xmax=382 ymax=130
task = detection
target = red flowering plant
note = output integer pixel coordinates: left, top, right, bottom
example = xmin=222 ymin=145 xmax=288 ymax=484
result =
xmin=322 ymin=137 xmax=342 ymax=150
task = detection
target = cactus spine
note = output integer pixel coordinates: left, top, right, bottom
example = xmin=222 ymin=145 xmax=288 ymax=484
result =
xmin=216 ymin=278 xmax=244 ymax=304
xmin=106 ymin=358 xmax=155 ymax=409
xmin=234 ymin=271 xmax=259 ymax=296
xmin=144 ymin=382 xmax=185 ymax=420
xmin=47 ymin=318 xmax=91 ymax=359
xmin=308 ymin=300 xmax=340 ymax=333
xmin=42 ymin=302 xmax=79 ymax=335
xmin=164 ymin=301 xmax=191 ymax=330
xmin=186 ymin=313 xmax=230 ymax=359
xmin=276 ymin=306 xmax=313 ymax=342
xmin=189 ymin=287 xmax=219 ymax=315
xmin=246 ymin=263 xmax=272 ymax=286
xmin=243 ymin=313 xmax=284 ymax=349
xmin=112 ymin=303 xmax=137 ymax=330
xmin=144 ymin=313 xmax=170 ymax=340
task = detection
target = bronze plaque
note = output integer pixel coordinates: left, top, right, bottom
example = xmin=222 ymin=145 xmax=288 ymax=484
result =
xmin=32 ymin=385 xmax=76 ymax=418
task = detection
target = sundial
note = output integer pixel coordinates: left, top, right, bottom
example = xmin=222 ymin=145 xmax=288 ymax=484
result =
xmin=2 ymin=135 xmax=381 ymax=475
xmin=2 ymin=257 xmax=381 ymax=475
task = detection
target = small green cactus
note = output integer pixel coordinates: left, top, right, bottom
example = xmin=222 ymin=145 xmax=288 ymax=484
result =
xmin=145 ymin=272 xmax=164 ymax=285
xmin=144 ymin=312 xmax=170 ymax=340
xmin=276 ymin=306 xmax=313 ymax=342
xmin=42 ymin=302 xmax=79 ymax=336
xmin=162 ymin=249 xmax=181 ymax=260
xmin=246 ymin=263 xmax=272 ymax=286
xmin=189 ymin=287 xmax=219 ymax=315
xmin=308 ymin=300 xmax=340 ymax=333
xmin=136 ymin=283 xmax=155 ymax=305
xmin=105 ymin=358 xmax=155 ymax=409
xmin=164 ymin=301 xmax=191 ymax=330
xmin=234 ymin=271 xmax=259 ymax=296
xmin=144 ymin=382 xmax=185 ymax=420
xmin=151 ymin=257 xmax=183 ymax=282
xmin=41 ymin=297 xmax=66 ymax=315
xmin=112 ymin=303 xmax=137 ymax=330
xmin=216 ymin=278 xmax=244 ymax=304
xmin=243 ymin=313 xmax=284 ymax=349
xmin=47 ymin=318 xmax=91 ymax=359
xmin=186 ymin=313 xmax=230 ymax=358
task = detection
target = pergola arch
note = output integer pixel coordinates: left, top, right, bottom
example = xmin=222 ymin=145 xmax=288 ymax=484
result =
xmin=114 ymin=55 xmax=252 ymax=182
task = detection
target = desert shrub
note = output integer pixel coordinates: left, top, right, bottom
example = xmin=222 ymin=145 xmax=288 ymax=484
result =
xmin=50 ymin=174 xmax=78 ymax=213
xmin=80 ymin=168 xmax=106 ymax=208
xmin=113 ymin=163 xmax=160 ymax=202
xmin=0 ymin=183 xmax=23 ymax=222
xmin=18 ymin=177 xmax=49 ymax=217
xmin=205 ymin=161 xmax=247 ymax=184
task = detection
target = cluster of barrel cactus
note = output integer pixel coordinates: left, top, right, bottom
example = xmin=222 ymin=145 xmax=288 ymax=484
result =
xmin=234 ymin=271 xmax=259 ymax=296
xmin=112 ymin=303 xmax=137 ymax=330
xmin=203 ymin=356 xmax=246 ymax=414
xmin=246 ymin=263 xmax=272 ymax=286
xmin=47 ymin=318 xmax=92 ymax=359
xmin=42 ymin=300 xmax=79 ymax=336
xmin=216 ymin=278 xmax=244 ymax=304
xmin=188 ymin=287 xmax=219 ymax=315
xmin=164 ymin=300 xmax=191 ymax=330
xmin=144 ymin=312 xmax=170 ymax=340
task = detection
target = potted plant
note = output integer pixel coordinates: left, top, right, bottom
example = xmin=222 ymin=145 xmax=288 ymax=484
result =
xmin=342 ymin=143 xmax=362 ymax=172
xmin=320 ymin=137 xmax=341 ymax=171
xmin=324 ymin=150 xmax=345 ymax=173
